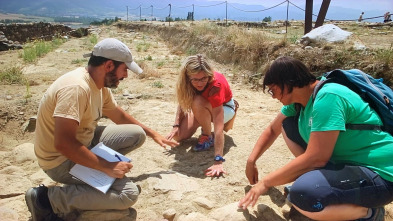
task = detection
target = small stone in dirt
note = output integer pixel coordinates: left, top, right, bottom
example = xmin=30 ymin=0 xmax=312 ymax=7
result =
xmin=163 ymin=208 xmax=176 ymax=220
xmin=23 ymin=116 xmax=37 ymax=132
xmin=199 ymin=161 xmax=208 ymax=166
xmin=194 ymin=197 xmax=214 ymax=210
xmin=122 ymin=90 xmax=130 ymax=96
xmin=6 ymin=95 xmax=12 ymax=100
xmin=127 ymin=94 xmax=142 ymax=99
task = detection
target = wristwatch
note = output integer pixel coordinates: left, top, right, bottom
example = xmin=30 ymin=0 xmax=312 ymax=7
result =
xmin=214 ymin=154 xmax=225 ymax=162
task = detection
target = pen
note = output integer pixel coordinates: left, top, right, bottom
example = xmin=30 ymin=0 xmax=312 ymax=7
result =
xmin=115 ymin=154 xmax=122 ymax=162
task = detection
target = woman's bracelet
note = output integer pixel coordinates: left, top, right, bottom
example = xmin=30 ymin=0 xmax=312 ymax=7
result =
xmin=172 ymin=124 xmax=180 ymax=128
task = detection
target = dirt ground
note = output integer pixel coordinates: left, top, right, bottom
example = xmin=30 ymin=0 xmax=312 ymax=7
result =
xmin=0 ymin=24 xmax=392 ymax=221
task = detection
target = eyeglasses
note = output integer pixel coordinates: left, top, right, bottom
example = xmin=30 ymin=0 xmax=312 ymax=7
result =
xmin=267 ymin=87 xmax=274 ymax=96
xmin=190 ymin=76 xmax=209 ymax=83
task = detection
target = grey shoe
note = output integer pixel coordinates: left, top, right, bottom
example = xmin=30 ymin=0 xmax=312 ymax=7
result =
xmin=357 ymin=207 xmax=385 ymax=221
xmin=25 ymin=185 xmax=62 ymax=221
xmin=284 ymin=185 xmax=291 ymax=197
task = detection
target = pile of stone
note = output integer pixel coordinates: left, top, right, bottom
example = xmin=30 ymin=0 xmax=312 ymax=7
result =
xmin=0 ymin=22 xmax=90 ymax=51
xmin=0 ymin=31 xmax=23 ymax=51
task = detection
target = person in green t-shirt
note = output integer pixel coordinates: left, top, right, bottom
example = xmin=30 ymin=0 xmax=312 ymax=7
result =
xmin=238 ymin=56 xmax=393 ymax=221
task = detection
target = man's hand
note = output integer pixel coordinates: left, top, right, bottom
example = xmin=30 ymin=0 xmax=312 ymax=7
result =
xmin=205 ymin=162 xmax=227 ymax=177
xmin=245 ymin=160 xmax=259 ymax=185
xmin=238 ymin=180 xmax=268 ymax=209
xmin=105 ymin=161 xmax=133 ymax=178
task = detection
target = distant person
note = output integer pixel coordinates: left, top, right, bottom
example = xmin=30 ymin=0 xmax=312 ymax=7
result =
xmin=25 ymin=38 xmax=178 ymax=220
xmin=238 ymin=56 xmax=393 ymax=220
xmin=384 ymin=12 xmax=392 ymax=23
xmin=358 ymin=11 xmax=364 ymax=22
xmin=166 ymin=54 xmax=237 ymax=177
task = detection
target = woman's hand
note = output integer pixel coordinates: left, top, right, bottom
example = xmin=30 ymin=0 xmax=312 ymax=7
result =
xmin=166 ymin=127 xmax=179 ymax=140
xmin=205 ymin=162 xmax=227 ymax=177
xmin=238 ymin=179 xmax=269 ymax=209
xmin=152 ymin=132 xmax=179 ymax=148
xmin=245 ymin=160 xmax=259 ymax=185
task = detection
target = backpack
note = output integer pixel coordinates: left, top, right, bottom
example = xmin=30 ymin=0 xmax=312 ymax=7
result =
xmin=312 ymin=69 xmax=393 ymax=136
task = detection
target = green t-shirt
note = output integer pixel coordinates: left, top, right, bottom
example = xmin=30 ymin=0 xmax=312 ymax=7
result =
xmin=281 ymin=83 xmax=393 ymax=182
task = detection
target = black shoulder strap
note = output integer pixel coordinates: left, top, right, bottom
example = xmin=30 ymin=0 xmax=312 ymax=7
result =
xmin=312 ymin=78 xmax=334 ymax=103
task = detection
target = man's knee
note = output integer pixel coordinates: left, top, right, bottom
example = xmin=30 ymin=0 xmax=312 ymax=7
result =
xmin=117 ymin=181 xmax=141 ymax=209
xmin=118 ymin=124 xmax=146 ymax=150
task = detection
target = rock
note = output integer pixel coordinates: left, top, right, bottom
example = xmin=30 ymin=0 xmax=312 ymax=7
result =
xmin=5 ymin=95 xmax=12 ymax=100
xmin=301 ymin=24 xmax=352 ymax=44
xmin=0 ymin=206 xmax=19 ymax=221
xmin=122 ymin=90 xmax=130 ymax=96
xmin=12 ymin=143 xmax=36 ymax=163
xmin=22 ymin=116 xmax=37 ymax=132
xmin=193 ymin=197 xmax=214 ymax=210
xmin=163 ymin=208 xmax=176 ymax=220
xmin=127 ymin=94 xmax=142 ymax=99
xmin=256 ymin=204 xmax=285 ymax=220
xmin=353 ymin=41 xmax=367 ymax=50
xmin=153 ymin=172 xmax=200 ymax=192
xmin=210 ymin=202 xmax=249 ymax=221
xmin=177 ymin=212 xmax=214 ymax=221
xmin=0 ymin=173 xmax=31 ymax=196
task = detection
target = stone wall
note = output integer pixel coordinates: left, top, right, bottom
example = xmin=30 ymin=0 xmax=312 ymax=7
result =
xmin=0 ymin=22 xmax=89 ymax=51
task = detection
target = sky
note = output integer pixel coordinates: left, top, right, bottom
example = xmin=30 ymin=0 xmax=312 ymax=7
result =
xmin=204 ymin=0 xmax=393 ymax=12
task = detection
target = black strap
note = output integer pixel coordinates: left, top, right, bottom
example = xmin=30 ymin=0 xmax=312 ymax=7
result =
xmin=346 ymin=124 xmax=383 ymax=131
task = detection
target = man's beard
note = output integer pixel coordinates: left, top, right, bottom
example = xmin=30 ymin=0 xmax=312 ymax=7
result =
xmin=104 ymin=68 xmax=119 ymax=88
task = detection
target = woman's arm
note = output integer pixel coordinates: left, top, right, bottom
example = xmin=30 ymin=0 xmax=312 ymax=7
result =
xmin=205 ymin=105 xmax=226 ymax=177
xmin=166 ymin=105 xmax=185 ymax=140
xmin=246 ymin=112 xmax=286 ymax=184
xmin=239 ymin=130 xmax=339 ymax=209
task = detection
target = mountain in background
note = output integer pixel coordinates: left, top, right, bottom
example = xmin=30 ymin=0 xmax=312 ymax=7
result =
xmin=0 ymin=0 xmax=386 ymax=22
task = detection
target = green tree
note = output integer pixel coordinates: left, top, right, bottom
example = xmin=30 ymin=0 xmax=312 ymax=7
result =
xmin=263 ymin=16 xmax=272 ymax=22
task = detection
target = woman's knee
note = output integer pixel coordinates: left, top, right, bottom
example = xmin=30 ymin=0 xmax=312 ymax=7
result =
xmin=288 ymin=170 xmax=334 ymax=212
xmin=191 ymin=95 xmax=210 ymax=110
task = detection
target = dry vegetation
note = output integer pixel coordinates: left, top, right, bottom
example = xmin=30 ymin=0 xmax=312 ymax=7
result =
xmin=117 ymin=20 xmax=393 ymax=86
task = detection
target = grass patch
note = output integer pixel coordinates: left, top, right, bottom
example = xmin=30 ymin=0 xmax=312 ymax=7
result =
xmin=71 ymin=59 xmax=88 ymax=64
xmin=0 ymin=65 xmax=26 ymax=85
xmin=156 ymin=61 xmax=165 ymax=68
xmin=89 ymin=34 xmax=98 ymax=45
xmin=151 ymin=81 xmax=164 ymax=88
xmin=136 ymin=41 xmax=151 ymax=52
xmin=375 ymin=47 xmax=393 ymax=66
xmin=21 ymin=38 xmax=67 ymax=63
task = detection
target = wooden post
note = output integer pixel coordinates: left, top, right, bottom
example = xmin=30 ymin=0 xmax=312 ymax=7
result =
xmin=304 ymin=0 xmax=313 ymax=34
xmin=315 ymin=0 xmax=331 ymax=28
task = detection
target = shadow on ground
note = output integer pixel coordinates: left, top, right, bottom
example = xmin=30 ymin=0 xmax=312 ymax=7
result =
xmin=163 ymin=134 xmax=236 ymax=178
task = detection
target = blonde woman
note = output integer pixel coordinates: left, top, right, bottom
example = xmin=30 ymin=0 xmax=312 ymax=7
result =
xmin=166 ymin=54 xmax=236 ymax=177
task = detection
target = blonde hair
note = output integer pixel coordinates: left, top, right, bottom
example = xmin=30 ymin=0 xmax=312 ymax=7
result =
xmin=176 ymin=54 xmax=214 ymax=112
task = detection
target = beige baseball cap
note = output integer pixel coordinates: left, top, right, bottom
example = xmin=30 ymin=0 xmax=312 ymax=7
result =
xmin=83 ymin=38 xmax=143 ymax=74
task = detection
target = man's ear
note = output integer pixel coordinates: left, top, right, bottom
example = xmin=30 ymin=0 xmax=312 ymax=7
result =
xmin=103 ymin=60 xmax=114 ymax=71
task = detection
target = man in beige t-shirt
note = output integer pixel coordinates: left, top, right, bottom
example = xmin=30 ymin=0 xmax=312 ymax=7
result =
xmin=25 ymin=38 xmax=178 ymax=220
